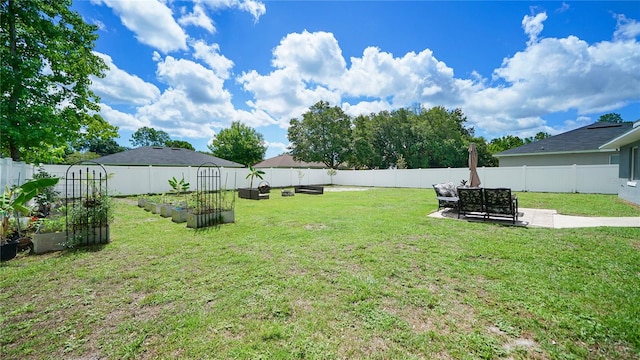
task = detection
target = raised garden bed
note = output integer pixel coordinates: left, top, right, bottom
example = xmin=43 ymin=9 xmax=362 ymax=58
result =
xmin=294 ymin=185 xmax=324 ymax=195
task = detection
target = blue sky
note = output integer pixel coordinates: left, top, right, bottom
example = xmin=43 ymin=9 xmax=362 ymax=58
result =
xmin=74 ymin=1 xmax=640 ymax=160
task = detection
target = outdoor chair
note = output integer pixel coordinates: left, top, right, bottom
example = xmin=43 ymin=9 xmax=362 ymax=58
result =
xmin=457 ymin=187 xmax=484 ymax=219
xmin=433 ymin=183 xmax=459 ymax=211
xmin=483 ymin=188 xmax=518 ymax=223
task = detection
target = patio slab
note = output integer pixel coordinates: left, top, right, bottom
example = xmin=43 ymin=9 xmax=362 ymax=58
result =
xmin=429 ymin=207 xmax=640 ymax=229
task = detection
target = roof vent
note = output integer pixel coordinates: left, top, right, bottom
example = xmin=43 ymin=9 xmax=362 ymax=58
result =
xmin=587 ymin=123 xmax=622 ymax=129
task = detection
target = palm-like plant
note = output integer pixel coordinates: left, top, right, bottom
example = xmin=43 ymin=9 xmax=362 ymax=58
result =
xmin=245 ymin=165 xmax=265 ymax=189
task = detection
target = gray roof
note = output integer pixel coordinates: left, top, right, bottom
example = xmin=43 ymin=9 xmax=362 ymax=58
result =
xmin=495 ymin=122 xmax=633 ymax=157
xmin=600 ymin=122 xmax=640 ymax=149
xmin=94 ymin=146 xmax=244 ymax=167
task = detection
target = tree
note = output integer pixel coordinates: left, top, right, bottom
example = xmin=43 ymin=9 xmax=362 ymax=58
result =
xmin=288 ymin=101 xmax=352 ymax=169
xmin=130 ymin=127 xmax=171 ymax=147
xmin=1 ymin=0 xmax=111 ymax=161
xmin=524 ymin=132 xmax=551 ymax=144
xmin=83 ymin=138 xmax=126 ymax=156
xmin=208 ymin=121 xmax=266 ymax=166
xmin=165 ymin=140 xmax=195 ymax=151
xmin=598 ymin=113 xmax=624 ymax=123
xmin=488 ymin=135 xmax=525 ymax=154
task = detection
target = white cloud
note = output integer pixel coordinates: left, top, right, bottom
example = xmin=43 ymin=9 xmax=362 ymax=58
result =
xmin=272 ymin=30 xmax=346 ymax=86
xmin=614 ymin=14 xmax=640 ymax=40
xmin=205 ymin=0 xmax=266 ymax=22
xmin=522 ymin=12 xmax=548 ymax=46
xmin=238 ymin=67 xmax=341 ymax=126
xmin=191 ymin=40 xmax=234 ymax=79
xmin=156 ymin=56 xmax=231 ymax=105
xmin=98 ymin=103 xmax=147 ymax=130
xmin=91 ymin=52 xmax=160 ymax=106
xmin=179 ymin=3 xmax=215 ymax=33
xmin=93 ymin=0 xmax=187 ymax=53
xmin=264 ymin=141 xmax=288 ymax=155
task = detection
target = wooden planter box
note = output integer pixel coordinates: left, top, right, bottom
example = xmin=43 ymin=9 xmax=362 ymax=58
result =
xmin=32 ymin=232 xmax=67 ymax=254
xmin=186 ymin=210 xmax=234 ymax=228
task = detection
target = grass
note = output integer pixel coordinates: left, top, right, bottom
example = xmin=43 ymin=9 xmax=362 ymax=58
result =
xmin=1 ymin=188 xmax=639 ymax=359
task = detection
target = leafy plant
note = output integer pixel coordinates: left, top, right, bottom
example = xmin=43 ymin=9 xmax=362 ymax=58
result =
xmin=68 ymin=194 xmax=113 ymax=231
xmin=245 ymin=165 xmax=265 ymax=189
xmin=32 ymin=166 xmax=60 ymax=217
xmin=168 ymin=176 xmax=190 ymax=197
xmin=34 ymin=216 xmax=66 ymax=233
xmin=1 ymin=177 xmax=60 ymax=244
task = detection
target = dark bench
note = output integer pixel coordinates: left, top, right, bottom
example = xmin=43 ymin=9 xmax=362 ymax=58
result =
xmin=294 ymin=185 xmax=324 ymax=195
xmin=457 ymin=187 xmax=519 ymax=223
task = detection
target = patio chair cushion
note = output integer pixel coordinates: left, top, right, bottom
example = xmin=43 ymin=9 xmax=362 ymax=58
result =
xmin=433 ymin=182 xmax=457 ymax=197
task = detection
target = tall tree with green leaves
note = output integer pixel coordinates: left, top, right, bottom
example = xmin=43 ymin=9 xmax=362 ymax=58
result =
xmin=598 ymin=113 xmax=624 ymax=123
xmin=208 ymin=121 xmax=266 ymax=166
xmin=524 ymin=132 xmax=551 ymax=144
xmin=488 ymin=135 xmax=525 ymax=154
xmin=1 ymin=0 xmax=112 ymax=161
xmin=130 ymin=126 xmax=171 ymax=147
xmin=165 ymin=140 xmax=195 ymax=151
xmin=288 ymin=101 xmax=353 ymax=169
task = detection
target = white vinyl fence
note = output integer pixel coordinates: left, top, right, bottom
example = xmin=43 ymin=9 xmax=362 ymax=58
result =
xmin=0 ymin=157 xmax=619 ymax=196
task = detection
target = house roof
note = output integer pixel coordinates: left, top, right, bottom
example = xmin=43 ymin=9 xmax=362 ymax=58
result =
xmin=253 ymin=153 xmax=326 ymax=168
xmin=600 ymin=122 xmax=640 ymax=149
xmin=94 ymin=146 xmax=244 ymax=167
xmin=494 ymin=122 xmax=634 ymax=157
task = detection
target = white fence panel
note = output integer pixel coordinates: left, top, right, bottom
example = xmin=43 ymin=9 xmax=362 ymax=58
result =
xmin=1 ymin=158 xmax=620 ymax=195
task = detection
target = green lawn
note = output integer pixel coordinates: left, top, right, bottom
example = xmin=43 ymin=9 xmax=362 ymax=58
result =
xmin=1 ymin=188 xmax=639 ymax=359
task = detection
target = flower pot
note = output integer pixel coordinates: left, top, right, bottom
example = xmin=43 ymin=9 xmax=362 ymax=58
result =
xmin=32 ymin=232 xmax=67 ymax=254
xmin=1 ymin=240 xmax=19 ymax=261
xmin=151 ymin=203 xmax=162 ymax=214
xmin=137 ymin=198 xmax=147 ymax=208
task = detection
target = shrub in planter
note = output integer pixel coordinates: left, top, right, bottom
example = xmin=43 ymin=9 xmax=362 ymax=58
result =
xmin=67 ymin=195 xmax=113 ymax=247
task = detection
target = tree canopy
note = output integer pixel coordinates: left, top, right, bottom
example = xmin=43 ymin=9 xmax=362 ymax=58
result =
xmin=1 ymin=0 xmax=114 ymax=162
xmin=288 ymin=102 xmax=490 ymax=169
xmin=288 ymin=101 xmax=353 ymax=169
xmin=130 ymin=127 xmax=171 ymax=147
xmin=165 ymin=140 xmax=195 ymax=151
xmin=208 ymin=121 xmax=266 ymax=166
xmin=598 ymin=113 xmax=624 ymax=123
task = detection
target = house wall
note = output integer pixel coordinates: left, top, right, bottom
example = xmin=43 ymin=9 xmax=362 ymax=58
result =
xmin=497 ymin=151 xmax=617 ymax=167
xmin=617 ymin=140 xmax=640 ymax=205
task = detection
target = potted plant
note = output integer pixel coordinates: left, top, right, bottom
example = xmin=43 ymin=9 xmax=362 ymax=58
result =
xmin=164 ymin=176 xmax=190 ymax=217
xmin=238 ymin=165 xmax=268 ymax=200
xmin=1 ymin=177 xmax=60 ymax=261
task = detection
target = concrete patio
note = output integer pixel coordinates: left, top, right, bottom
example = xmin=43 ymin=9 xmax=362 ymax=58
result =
xmin=429 ymin=207 xmax=640 ymax=229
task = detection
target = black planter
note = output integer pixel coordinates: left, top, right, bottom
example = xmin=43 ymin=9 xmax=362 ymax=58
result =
xmin=238 ymin=188 xmax=269 ymax=200
xmin=1 ymin=241 xmax=19 ymax=261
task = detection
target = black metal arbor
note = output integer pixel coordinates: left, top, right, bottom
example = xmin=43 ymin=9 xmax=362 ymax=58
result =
xmin=65 ymin=161 xmax=109 ymax=246
xmin=193 ymin=162 xmax=222 ymax=228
